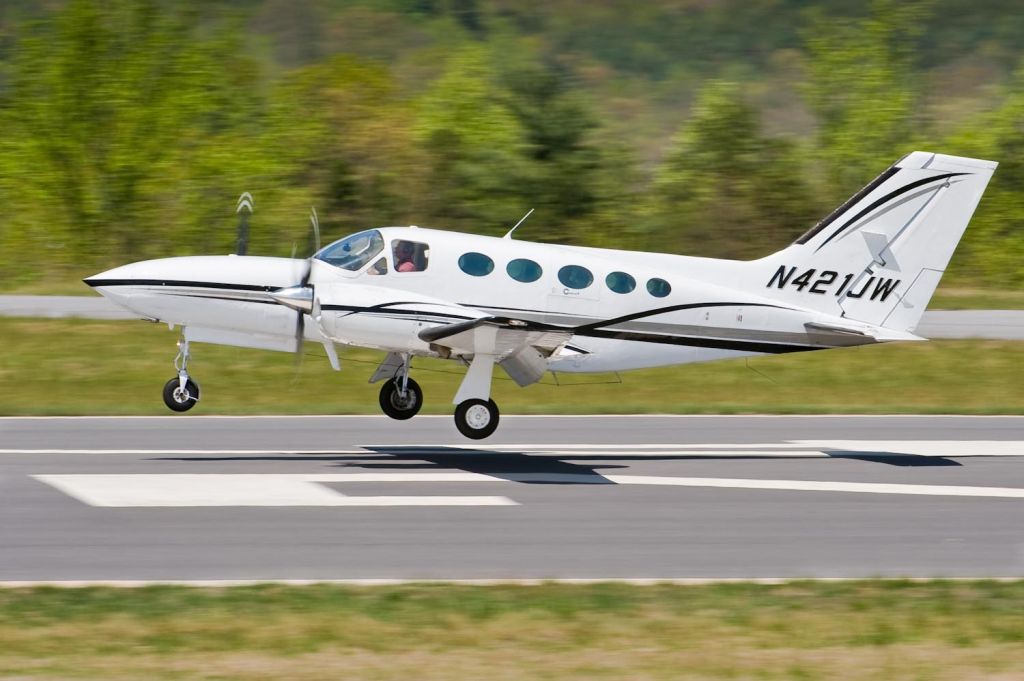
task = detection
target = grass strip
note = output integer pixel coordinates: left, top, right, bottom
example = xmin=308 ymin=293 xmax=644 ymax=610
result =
xmin=0 ymin=581 xmax=1022 ymax=680
xmin=2 ymin=318 xmax=1023 ymax=415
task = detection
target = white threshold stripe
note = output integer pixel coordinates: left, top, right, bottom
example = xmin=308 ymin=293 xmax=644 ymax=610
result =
xmin=33 ymin=472 xmax=1024 ymax=505
xmin=1 ymin=577 xmax=1022 ymax=589
xmin=34 ymin=474 xmax=518 ymax=507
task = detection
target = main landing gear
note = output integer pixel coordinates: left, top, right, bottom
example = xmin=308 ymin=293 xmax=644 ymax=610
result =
xmin=162 ymin=338 xmax=200 ymax=412
xmin=454 ymin=398 xmax=500 ymax=439
xmin=371 ymin=351 xmax=502 ymax=439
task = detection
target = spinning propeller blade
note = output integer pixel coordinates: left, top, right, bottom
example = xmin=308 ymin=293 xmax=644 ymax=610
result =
xmin=291 ymin=208 xmax=324 ymax=366
xmin=235 ymin=192 xmax=254 ymax=255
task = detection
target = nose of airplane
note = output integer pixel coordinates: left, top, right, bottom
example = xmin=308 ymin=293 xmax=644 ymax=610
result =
xmin=84 ymin=263 xmax=138 ymax=288
xmin=83 ymin=262 xmax=151 ymax=313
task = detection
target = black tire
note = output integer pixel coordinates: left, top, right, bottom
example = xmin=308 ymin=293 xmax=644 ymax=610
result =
xmin=379 ymin=377 xmax=423 ymax=420
xmin=454 ymin=398 xmax=500 ymax=439
xmin=162 ymin=377 xmax=200 ymax=412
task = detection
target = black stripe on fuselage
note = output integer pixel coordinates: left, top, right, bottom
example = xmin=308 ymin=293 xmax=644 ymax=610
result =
xmin=84 ymin=278 xmax=282 ymax=292
xmin=321 ymin=302 xmax=478 ymax=322
xmin=575 ymin=328 xmax=818 ymax=354
xmin=574 ymin=301 xmax=788 ymax=332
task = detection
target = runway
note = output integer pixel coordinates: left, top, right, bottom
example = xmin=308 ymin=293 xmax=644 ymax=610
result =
xmin=2 ymin=415 xmax=1023 ymax=583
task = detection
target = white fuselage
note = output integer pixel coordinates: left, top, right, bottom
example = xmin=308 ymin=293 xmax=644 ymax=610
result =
xmin=87 ymin=226 xmax=883 ymax=374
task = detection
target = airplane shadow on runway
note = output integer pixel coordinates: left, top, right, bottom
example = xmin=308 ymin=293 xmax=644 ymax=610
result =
xmin=151 ymin=446 xmax=963 ymax=485
xmin=822 ymin=451 xmax=962 ymax=467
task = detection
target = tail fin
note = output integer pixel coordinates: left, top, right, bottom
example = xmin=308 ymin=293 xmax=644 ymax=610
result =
xmin=756 ymin=152 xmax=996 ymax=332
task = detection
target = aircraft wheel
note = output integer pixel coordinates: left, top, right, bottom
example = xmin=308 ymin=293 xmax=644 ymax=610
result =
xmin=162 ymin=377 xmax=200 ymax=412
xmin=379 ymin=378 xmax=423 ymax=420
xmin=454 ymin=398 xmax=499 ymax=439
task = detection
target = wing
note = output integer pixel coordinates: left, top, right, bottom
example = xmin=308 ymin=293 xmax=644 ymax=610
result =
xmin=419 ymin=316 xmax=573 ymax=387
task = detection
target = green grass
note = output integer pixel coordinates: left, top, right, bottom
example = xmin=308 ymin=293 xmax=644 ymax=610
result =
xmin=1 ymin=582 xmax=1022 ymax=680
xmin=2 ymin=317 xmax=1023 ymax=415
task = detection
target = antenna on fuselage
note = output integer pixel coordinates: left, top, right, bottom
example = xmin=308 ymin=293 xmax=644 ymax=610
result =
xmin=235 ymin=192 xmax=254 ymax=255
xmin=503 ymin=208 xmax=534 ymax=239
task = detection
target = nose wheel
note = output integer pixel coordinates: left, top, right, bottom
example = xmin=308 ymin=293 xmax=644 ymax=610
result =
xmin=454 ymin=398 xmax=500 ymax=439
xmin=379 ymin=377 xmax=423 ymax=420
xmin=162 ymin=337 xmax=200 ymax=412
xmin=162 ymin=377 xmax=200 ymax=412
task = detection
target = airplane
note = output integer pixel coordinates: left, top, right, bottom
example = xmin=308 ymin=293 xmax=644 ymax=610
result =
xmin=85 ymin=151 xmax=995 ymax=439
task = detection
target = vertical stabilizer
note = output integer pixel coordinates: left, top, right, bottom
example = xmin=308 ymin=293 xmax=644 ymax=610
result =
xmin=754 ymin=152 xmax=996 ymax=332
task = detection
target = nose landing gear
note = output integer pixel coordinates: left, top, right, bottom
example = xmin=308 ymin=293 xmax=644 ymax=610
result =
xmin=379 ymin=376 xmax=423 ymax=420
xmin=375 ymin=352 xmax=423 ymax=420
xmin=162 ymin=338 xmax=200 ymax=412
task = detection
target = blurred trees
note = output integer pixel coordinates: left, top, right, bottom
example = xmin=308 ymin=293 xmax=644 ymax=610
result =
xmin=1 ymin=0 xmax=1023 ymax=287
xmin=0 ymin=0 xmax=272 ymax=273
xmin=650 ymin=81 xmax=816 ymax=258
xmin=802 ymin=0 xmax=929 ymax=200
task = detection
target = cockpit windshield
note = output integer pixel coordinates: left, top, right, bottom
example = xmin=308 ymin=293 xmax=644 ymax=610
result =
xmin=315 ymin=230 xmax=384 ymax=271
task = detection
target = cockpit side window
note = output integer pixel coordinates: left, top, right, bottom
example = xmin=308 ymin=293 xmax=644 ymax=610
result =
xmin=315 ymin=230 xmax=384 ymax=271
xmin=392 ymin=239 xmax=429 ymax=272
xmin=367 ymin=257 xmax=388 ymax=275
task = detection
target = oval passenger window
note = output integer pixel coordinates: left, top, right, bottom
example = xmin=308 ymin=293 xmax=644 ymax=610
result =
xmin=558 ymin=265 xmax=594 ymax=290
xmin=506 ymin=258 xmax=543 ymax=283
xmin=647 ymin=278 xmax=672 ymax=298
xmin=605 ymin=271 xmax=636 ymax=294
xmin=458 ymin=252 xmax=495 ymax=277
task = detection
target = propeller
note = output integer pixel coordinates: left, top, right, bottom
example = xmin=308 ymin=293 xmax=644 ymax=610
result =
xmin=235 ymin=192 xmax=254 ymax=255
xmin=271 ymin=207 xmax=322 ymax=366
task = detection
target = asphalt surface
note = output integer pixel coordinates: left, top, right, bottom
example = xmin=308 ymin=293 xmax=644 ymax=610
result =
xmin=2 ymin=295 xmax=1024 ymax=339
xmin=2 ymin=415 xmax=1023 ymax=582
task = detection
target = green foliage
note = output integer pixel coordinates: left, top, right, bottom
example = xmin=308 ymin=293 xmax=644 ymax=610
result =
xmin=0 ymin=0 xmax=272 ymax=277
xmin=414 ymin=44 xmax=531 ymax=230
xmin=2 ymin=0 xmax=1024 ymax=287
xmin=802 ymin=0 xmax=931 ymax=198
xmin=651 ymin=81 xmax=816 ymax=258
xmin=943 ymin=68 xmax=1024 ymax=286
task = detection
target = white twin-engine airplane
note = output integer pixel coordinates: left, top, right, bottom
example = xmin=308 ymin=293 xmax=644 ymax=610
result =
xmin=86 ymin=152 xmax=995 ymax=438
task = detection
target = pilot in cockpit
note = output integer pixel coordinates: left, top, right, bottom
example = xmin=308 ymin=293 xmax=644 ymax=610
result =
xmin=394 ymin=241 xmax=419 ymax=272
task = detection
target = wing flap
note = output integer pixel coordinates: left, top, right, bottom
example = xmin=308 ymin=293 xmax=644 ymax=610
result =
xmin=419 ymin=316 xmax=573 ymax=362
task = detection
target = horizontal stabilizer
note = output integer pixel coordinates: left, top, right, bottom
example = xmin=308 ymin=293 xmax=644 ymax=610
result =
xmin=804 ymin=320 xmax=925 ymax=343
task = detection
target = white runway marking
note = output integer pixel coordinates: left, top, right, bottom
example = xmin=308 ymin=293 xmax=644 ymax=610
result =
xmin=33 ymin=471 xmax=1024 ymax=507
xmin=34 ymin=474 xmax=517 ymax=507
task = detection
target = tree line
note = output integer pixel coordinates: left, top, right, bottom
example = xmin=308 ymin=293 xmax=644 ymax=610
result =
xmin=0 ymin=0 xmax=1022 ymax=287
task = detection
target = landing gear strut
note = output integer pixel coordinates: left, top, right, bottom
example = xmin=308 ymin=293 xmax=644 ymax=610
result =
xmin=162 ymin=338 xmax=200 ymax=412
xmin=454 ymin=398 xmax=500 ymax=439
xmin=377 ymin=353 xmax=422 ymax=420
